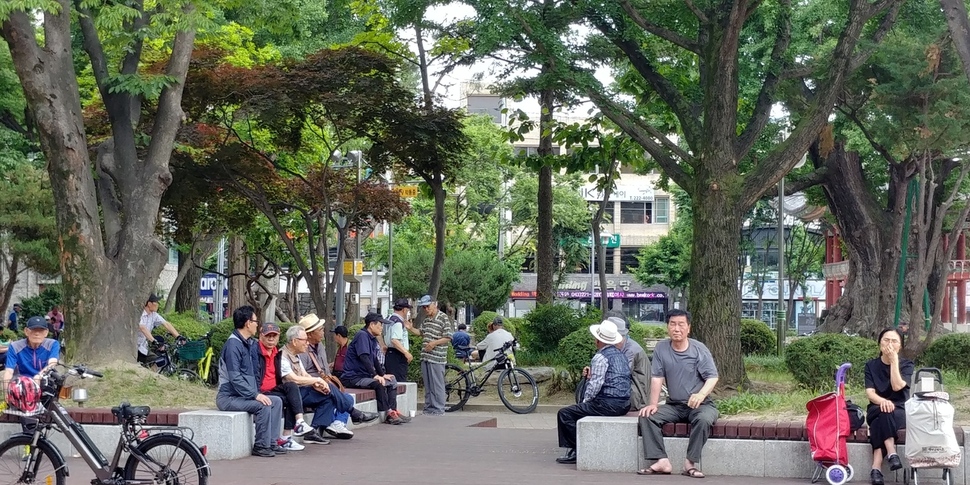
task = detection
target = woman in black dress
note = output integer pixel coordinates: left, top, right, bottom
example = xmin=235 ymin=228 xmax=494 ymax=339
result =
xmin=864 ymin=327 xmax=914 ymax=485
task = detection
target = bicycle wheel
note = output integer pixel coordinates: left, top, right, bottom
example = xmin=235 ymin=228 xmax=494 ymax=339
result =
xmin=176 ymin=368 xmax=199 ymax=382
xmin=444 ymin=364 xmax=472 ymax=412
xmin=0 ymin=435 xmax=67 ymax=485
xmin=124 ymin=434 xmax=208 ymax=485
xmin=497 ymin=368 xmax=538 ymax=414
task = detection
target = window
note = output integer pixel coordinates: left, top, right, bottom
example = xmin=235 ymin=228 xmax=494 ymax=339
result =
xmin=620 ymin=247 xmax=640 ymax=273
xmin=620 ymin=202 xmax=653 ymax=224
xmin=654 ymin=197 xmax=669 ymax=224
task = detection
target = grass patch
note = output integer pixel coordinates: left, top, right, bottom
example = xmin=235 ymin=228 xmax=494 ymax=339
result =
xmin=64 ymin=361 xmax=216 ymax=409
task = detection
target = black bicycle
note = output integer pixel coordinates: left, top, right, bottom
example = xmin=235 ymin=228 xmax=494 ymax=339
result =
xmin=0 ymin=363 xmax=210 ymax=484
xmin=444 ymin=339 xmax=539 ymax=414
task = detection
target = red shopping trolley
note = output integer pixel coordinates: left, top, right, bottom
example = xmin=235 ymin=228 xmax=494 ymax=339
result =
xmin=806 ymin=362 xmax=855 ymax=485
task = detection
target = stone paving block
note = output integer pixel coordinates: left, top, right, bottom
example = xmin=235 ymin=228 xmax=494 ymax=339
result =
xmin=179 ymin=410 xmax=252 ymax=460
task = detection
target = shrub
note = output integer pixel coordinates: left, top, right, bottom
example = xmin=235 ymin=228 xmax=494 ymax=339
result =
xmin=741 ymin=319 xmax=776 ymax=355
xmin=209 ymin=320 xmax=236 ymax=363
xmin=158 ymin=312 xmax=211 ymax=339
xmin=922 ymin=334 xmax=970 ymax=378
xmin=347 ymin=324 xmax=365 ymax=339
xmin=784 ymin=333 xmax=877 ymax=389
xmin=557 ymin=327 xmax=596 ymax=377
xmin=471 ymin=311 xmax=498 ymax=340
xmin=0 ymin=328 xmax=18 ymax=342
xmin=520 ymin=304 xmax=583 ymax=353
xmin=19 ymin=287 xmax=61 ymax=321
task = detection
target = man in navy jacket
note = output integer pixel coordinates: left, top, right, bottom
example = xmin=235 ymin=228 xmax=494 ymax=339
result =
xmin=216 ymin=306 xmax=285 ymax=457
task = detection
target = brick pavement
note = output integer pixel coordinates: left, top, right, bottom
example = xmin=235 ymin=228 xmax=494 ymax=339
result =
xmin=64 ymin=412 xmax=828 ymax=484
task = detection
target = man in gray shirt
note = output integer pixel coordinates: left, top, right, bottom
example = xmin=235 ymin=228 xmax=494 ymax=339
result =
xmin=637 ymin=309 xmax=718 ymax=478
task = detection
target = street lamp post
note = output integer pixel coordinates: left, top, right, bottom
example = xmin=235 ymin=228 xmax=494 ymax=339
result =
xmin=776 ymin=176 xmax=786 ymax=355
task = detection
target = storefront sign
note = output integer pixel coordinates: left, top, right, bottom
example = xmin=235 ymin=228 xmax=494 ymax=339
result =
xmin=510 ymin=290 xmax=666 ymax=299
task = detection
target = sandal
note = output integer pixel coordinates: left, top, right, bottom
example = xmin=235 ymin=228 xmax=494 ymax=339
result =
xmin=637 ymin=467 xmax=671 ymax=475
xmin=681 ymin=467 xmax=706 ymax=478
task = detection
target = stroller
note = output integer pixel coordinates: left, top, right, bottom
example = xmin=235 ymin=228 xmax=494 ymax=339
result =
xmin=904 ymin=368 xmax=961 ymax=485
xmin=806 ymin=363 xmax=858 ymax=485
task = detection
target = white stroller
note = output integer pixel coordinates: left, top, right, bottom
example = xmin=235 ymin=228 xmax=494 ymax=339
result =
xmin=903 ymin=368 xmax=961 ymax=485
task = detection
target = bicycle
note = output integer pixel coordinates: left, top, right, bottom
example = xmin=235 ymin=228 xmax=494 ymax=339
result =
xmin=174 ymin=332 xmax=215 ymax=385
xmin=191 ymin=332 xmax=216 ymax=386
xmin=144 ymin=336 xmax=198 ymax=381
xmin=0 ymin=363 xmax=210 ymax=484
xmin=444 ymin=339 xmax=539 ymax=414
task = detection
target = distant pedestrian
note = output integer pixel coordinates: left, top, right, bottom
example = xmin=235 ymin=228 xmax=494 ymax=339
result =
xmin=7 ymin=303 xmax=22 ymax=332
xmin=452 ymin=324 xmax=471 ymax=360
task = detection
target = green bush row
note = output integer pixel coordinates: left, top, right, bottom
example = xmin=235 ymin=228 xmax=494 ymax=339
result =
xmin=784 ymin=333 xmax=877 ymax=389
xmin=921 ymin=333 xmax=970 ymax=379
xmin=741 ymin=319 xmax=776 ymax=356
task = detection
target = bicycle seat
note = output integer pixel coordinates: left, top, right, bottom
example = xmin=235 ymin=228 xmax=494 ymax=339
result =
xmin=112 ymin=402 xmax=151 ymax=421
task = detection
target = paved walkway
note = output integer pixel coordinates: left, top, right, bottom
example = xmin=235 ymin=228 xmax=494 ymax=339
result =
xmin=65 ymin=411 xmax=827 ymax=484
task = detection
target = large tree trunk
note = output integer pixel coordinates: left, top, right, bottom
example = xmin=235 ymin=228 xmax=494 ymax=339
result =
xmin=689 ymin=187 xmax=746 ymax=391
xmin=428 ymin=181 xmax=447 ymax=300
xmin=939 ymin=0 xmax=970 ymax=85
xmin=535 ymin=86 xmax=555 ymax=305
xmin=228 ymin=235 xmax=249 ymax=314
xmin=817 ymin=144 xmax=904 ymax=336
xmin=174 ymin=253 xmax=203 ymax=314
xmin=0 ymin=256 xmax=20 ymax=315
xmin=1 ymin=2 xmax=195 ymax=363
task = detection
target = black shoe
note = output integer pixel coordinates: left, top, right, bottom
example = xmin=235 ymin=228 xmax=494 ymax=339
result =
xmin=251 ymin=445 xmax=275 ymax=458
xmin=887 ymin=454 xmax=902 ymax=471
xmin=556 ymin=449 xmax=577 ymax=464
xmin=270 ymin=444 xmax=288 ymax=455
xmin=870 ymin=469 xmax=884 ymax=485
xmin=303 ymin=430 xmax=331 ymax=445
xmin=352 ymin=410 xmax=380 ymax=424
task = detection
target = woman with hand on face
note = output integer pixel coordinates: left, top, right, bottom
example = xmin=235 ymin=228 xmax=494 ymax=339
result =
xmin=864 ymin=328 xmax=914 ymax=485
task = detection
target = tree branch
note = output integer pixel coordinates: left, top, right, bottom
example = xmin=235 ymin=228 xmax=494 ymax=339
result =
xmin=683 ymin=0 xmax=710 ymax=24
xmin=837 ymin=105 xmax=898 ymax=165
xmin=619 ymin=0 xmax=700 ymax=53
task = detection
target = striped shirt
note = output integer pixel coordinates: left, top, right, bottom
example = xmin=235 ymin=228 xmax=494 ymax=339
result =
xmin=420 ymin=311 xmax=453 ymax=365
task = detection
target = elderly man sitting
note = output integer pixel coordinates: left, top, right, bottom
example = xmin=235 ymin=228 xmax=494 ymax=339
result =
xmin=281 ymin=325 xmax=357 ymax=440
xmin=554 ymin=319 xmax=631 ymax=465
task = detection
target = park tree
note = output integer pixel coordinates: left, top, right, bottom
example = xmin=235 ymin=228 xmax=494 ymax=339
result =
xmin=487 ymin=0 xmax=906 ymax=388
xmin=1 ymin=0 xmax=198 ymax=362
xmin=807 ymin=0 xmax=970 ymax=349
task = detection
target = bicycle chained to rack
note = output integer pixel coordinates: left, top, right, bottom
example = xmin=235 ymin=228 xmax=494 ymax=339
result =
xmin=0 ymin=363 xmax=210 ymax=485
xmin=444 ymin=339 xmax=539 ymax=414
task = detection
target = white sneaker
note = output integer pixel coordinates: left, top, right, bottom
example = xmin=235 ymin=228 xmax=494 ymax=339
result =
xmin=278 ymin=437 xmax=305 ymax=451
xmin=325 ymin=421 xmax=354 ymax=439
xmin=292 ymin=420 xmax=312 ymax=437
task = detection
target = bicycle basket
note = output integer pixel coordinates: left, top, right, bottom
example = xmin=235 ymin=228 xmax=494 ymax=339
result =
xmin=5 ymin=377 xmax=44 ymax=417
xmin=177 ymin=340 xmax=206 ymax=362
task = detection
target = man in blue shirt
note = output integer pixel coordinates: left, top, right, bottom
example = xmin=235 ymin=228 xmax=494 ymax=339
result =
xmin=4 ymin=316 xmax=60 ymax=382
xmin=339 ymin=313 xmax=408 ymax=425
xmin=7 ymin=303 xmax=22 ymax=332
xmin=451 ymin=324 xmax=471 ymax=360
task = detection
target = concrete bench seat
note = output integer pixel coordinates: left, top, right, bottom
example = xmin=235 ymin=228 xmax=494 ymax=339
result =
xmin=577 ymin=416 xmax=969 ymax=483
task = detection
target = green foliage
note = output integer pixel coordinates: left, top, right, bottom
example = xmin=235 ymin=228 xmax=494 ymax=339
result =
xmin=0 ymin=162 xmax=59 ymax=282
xmin=440 ymin=249 xmax=519 ymax=313
xmin=209 ymin=320 xmax=237 ymax=364
xmin=629 ymin=323 xmax=668 ymax=343
xmin=784 ymin=334 xmax=878 ymax=389
xmin=0 ymin=328 xmax=18 ymax=341
xmin=744 ymin=354 xmax=789 ymax=374
xmin=514 ymin=348 xmax=562 ymax=367
xmin=921 ymin=334 xmax=970 ymax=379
xmin=470 ymin=311 xmax=519 ymax=343
xmin=157 ymin=312 xmax=211 ymax=339
xmin=19 ymin=287 xmax=61 ymax=320
xmin=557 ymin=327 xmax=597 ymax=377
xmin=741 ymin=319 xmax=776 ymax=355
xmin=716 ymin=392 xmax=786 ymax=416
xmin=633 ymin=187 xmax=691 ymax=292
xmin=347 ymin=324 xmax=365 ymax=340
xmin=520 ymin=304 xmax=584 ymax=353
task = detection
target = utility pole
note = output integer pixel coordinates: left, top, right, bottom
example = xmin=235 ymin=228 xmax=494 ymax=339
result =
xmin=776 ymin=177 xmax=786 ymax=355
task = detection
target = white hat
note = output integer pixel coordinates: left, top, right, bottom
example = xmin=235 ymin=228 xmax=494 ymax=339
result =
xmin=589 ymin=320 xmax=624 ymax=345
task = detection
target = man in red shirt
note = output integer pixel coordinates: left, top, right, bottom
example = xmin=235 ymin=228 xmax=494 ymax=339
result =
xmin=331 ymin=326 xmax=349 ymax=378
xmin=254 ymin=324 xmax=326 ymax=449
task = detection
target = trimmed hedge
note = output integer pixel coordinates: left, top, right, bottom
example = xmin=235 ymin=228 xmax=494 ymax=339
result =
xmin=921 ymin=333 xmax=970 ymax=378
xmin=558 ymin=327 xmax=597 ymax=377
xmin=741 ymin=319 xmax=776 ymax=355
xmin=520 ymin=304 xmax=584 ymax=353
xmin=784 ymin=333 xmax=877 ymax=389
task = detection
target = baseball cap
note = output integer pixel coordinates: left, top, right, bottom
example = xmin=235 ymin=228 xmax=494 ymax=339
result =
xmin=146 ymin=293 xmax=160 ymax=304
xmin=12 ymin=303 xmax=21 ymax=308
xmin=332 ymin=325 xmax=348 ymax=338
xmin=392 ymin=298 xmax=412 ymax=310
xmin=492 ymin=316 xmax=504 ymax=326
xmin=25 ymin=316 xmax=49 ymax=330
xmin=364 ymin=312 xmax=392 ymax=325
xmin=416 ymin=295 xmax=434 ymax=307
xmin=260 ymin=323 xmax=280 ymax=336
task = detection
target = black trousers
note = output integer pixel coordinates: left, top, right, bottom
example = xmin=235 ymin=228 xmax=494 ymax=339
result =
xmin=557 ymin=397 xmax=629 ymax=449
xmin=385 ymin=349 xmax=409 ymax=383
xmin=866 ymin=403 xmax=905 ymax=455
xmin=266 ymin=382 xmax=303 ymax=431
xmin=342 ymin=376 xmax=398 ymax=412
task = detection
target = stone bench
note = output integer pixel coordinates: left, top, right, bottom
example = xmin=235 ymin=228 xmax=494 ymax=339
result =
xmin=577 ymin=416 xmax=969 ymax=482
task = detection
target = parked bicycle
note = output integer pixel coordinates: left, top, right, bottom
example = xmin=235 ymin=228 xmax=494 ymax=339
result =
xmin=144 ymin=336 xmax=198 ymax=381
xmin=444 ymin=339 xmax=539 ymax=414
xmin=0 ymin=363 xmax=210 ymax=484
xmin=176 ymin=332 xmax=215 ymax=385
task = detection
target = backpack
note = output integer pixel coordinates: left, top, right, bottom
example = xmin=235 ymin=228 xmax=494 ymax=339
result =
xmin=384 ymin=314 xmax=404 ymax=347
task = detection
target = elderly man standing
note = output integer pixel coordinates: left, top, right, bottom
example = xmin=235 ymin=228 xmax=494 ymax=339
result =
xmin=215 ymin=306 xmax=285 ymax=458
xmin=412 ymin=295 xmax=452 ymax=416
xmin=637 ymin=309 xmax=719 ymax=478
xmin=555 ymin=319 xmax=630 ymax=465
xmin=298 ymin=313 xmax=379 ymax=431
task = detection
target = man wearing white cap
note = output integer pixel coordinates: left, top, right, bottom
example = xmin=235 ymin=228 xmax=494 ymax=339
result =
xmin=554 ymin=319 xmax=631 ymax=465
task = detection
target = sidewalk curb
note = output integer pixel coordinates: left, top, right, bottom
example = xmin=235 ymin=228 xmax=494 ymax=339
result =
xmin=421 ymin=401 xmax=563 ymax=414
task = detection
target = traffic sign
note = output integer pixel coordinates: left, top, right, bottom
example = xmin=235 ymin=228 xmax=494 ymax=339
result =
xmin=394 ymin=185 xmax=419 ymax=198
xmin=585 ymin=234 xmax=621 ymax=248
